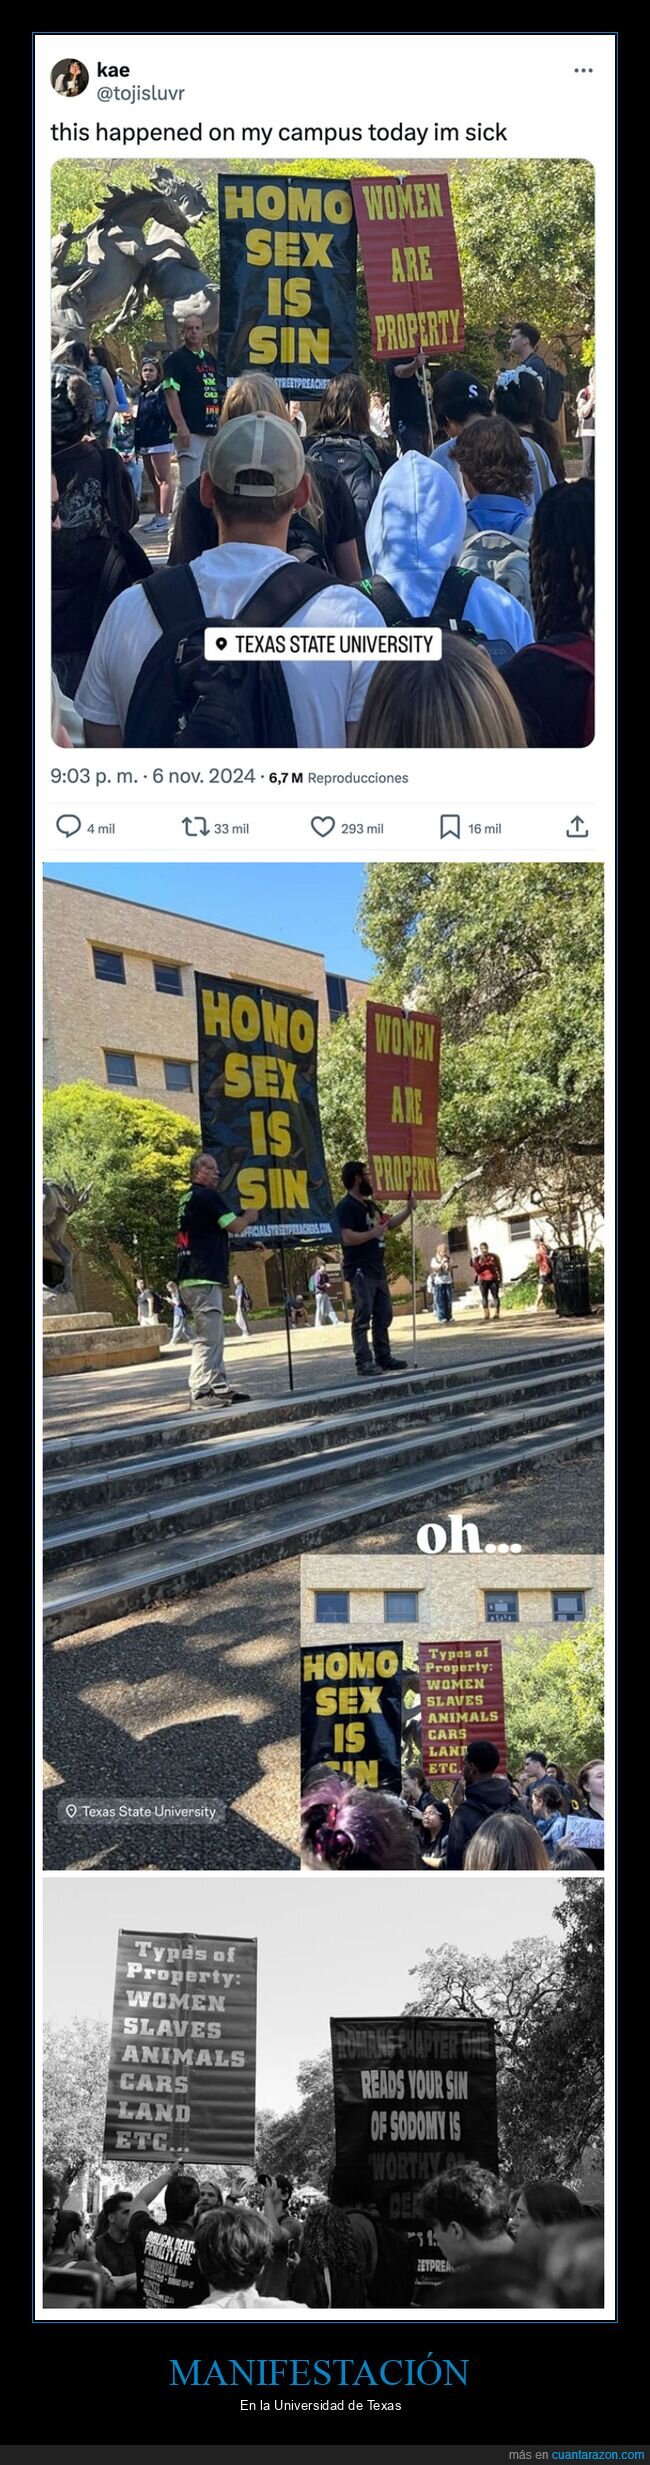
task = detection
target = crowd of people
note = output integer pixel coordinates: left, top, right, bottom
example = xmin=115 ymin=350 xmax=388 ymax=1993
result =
xmin=52 ymin=306 xmax=594 ymax=750
xmin=43 ymin=2152 xmax=602 ymax=2311
xmin=300 ymin=1745 xmax=605 ymax=1872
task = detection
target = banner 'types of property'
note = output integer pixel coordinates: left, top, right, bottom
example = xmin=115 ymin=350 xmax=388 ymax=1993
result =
xmin=103 ymin=1930 xmax=257 ymax=2163
xmin=418 ymin=1639 xmax=507 ymax=1790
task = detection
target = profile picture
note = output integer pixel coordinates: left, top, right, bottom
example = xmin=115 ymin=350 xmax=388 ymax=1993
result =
xmin=51 ymin=58 xmax=89 ymax=98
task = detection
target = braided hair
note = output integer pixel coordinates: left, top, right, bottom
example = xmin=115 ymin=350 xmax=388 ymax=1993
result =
xmin=301 ymin=1768 xmax=422 ymax=1869
xmin=529 ymin=479 xmax=594 ymax=641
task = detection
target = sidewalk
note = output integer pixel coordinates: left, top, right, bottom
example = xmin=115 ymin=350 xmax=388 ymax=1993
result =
xmin=43 ymin=1310 xmax=600 ymax=1440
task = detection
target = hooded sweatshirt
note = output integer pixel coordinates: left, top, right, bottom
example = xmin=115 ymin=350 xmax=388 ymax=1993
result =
xmin=464 ymin=493 xmax=532 ymax=537
xmin=365 ymin=456 xmax=533 ymax=652
xmin=446 ymin=1774 xmax=520 ymax=1870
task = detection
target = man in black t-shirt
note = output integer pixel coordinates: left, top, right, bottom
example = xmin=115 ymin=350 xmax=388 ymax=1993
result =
xmin=128 ymin=2163 xmax=207 ymax=2310
xmin=163 ymin=312 xmax=220 ymax=500
xmin=176 ymin=1149 xmax=259 ymax=1408
xmin=336 ymin=1159 xmax=414 ymax=1378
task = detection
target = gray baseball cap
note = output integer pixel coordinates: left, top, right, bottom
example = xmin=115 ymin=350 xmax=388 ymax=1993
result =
xmin=206 ymin=412 xmax=305 ymax=498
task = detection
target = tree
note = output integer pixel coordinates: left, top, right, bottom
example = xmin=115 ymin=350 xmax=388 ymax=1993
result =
xmin=43 ymin=2018 xmax=111 ymax=2178
xmin=503 ymin=1611 xmax=604 ymax=1778
xmin=256 ymin=2052 xmax=335 ymax=2189
xmin=341 ymin=864 xmax=604 ymax=1243
xmin=448 ymin=159 xmax=595 ymax=388
xmin=406 ymin=1882 xmax=603 ymax=2181
xmin=43 ymin=1083 xmax=198 ymax=1316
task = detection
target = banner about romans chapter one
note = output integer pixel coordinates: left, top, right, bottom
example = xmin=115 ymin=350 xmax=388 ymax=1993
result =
xmin=365 ymin=1000 xmax=442 ymax=1203
xmin=418 ymin=1639 xmax=507 ymax=1789
xmin=331 ymin=2013 xmax=498 ymax=2291
xmin=218 ymin=175 xmax=357 ymax=395
xmin=351 ymin=173 xmax=464 ymax=359
xmin=103 ymin=1930 xmax=257 ymax=2162
xmin=195 ymin=972 xmax=337 ymax=1243
xmin=301 ymin=1641 xmax=403 ymax=1791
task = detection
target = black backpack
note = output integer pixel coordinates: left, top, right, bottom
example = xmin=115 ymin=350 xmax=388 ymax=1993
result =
xmin=307 ymin=432 xmax=383 ymax=544
xmin=124 ymin=560 xmax=335 ymax=748
xmin=363 ymin=570 xmax=515 ymax=671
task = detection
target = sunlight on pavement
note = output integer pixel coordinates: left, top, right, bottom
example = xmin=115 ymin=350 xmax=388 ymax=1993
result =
xmin=77 ymin=1675 xmax=272 ymax=1738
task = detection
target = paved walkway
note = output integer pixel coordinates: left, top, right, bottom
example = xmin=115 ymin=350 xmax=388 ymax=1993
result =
xmin=43 ymin=1310 xmax=601 ymax=1440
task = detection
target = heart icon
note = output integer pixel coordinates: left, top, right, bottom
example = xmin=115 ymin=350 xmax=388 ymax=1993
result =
xmin=310 ymin=815 xmax=336 ymax=837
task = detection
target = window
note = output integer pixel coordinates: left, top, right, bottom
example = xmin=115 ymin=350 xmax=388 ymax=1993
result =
xmin=384 ymin=1589 xmax=419 ymax=1623
xmin=509 ymin=1214 xmax=532 ymax=1241
xmin=314 ymin=1591 xmax=349 ymax=1624
xmin=105 ymin=1050 xmax=137 ymax=1087
xmin=164 ymin=1058 xmax=192 ymax=1091
xmin=154 ymin=961 xmax=183 ymax=996
xmin=552 ymin=1590 xmax=586 ymax=1623
xmin=447 ymin=1222 xmax=468 ymax=1254
xmin=93 ymin=947 xmax=125 ymax=984
xmin=326 ymin=972 xmax=349 ymax=1024
xmin=485 ymin=1591 xmax=519 ymax=1623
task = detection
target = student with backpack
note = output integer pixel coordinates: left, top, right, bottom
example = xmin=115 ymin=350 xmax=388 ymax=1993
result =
xmin=432 ymin=369 xmax=493 ymax=494
xmin=52 ymin=365 xmax=151 ymax=700
xmin=306 ymin=373 xmax=391 ymax=572
xmin=451 ymin=416 xmax=536 ymax=622
xmin=500 ymin=481 xmax=594 ymax=747
xmin=494 ymin=369 xmax=565 ymax=496
xmin=169 ymin=373 xmax=362 ymax=583
xmin=75 ymin=413 xmax=383 ymax=749
xmin=363 ymin=456 xmax=534 ymax=667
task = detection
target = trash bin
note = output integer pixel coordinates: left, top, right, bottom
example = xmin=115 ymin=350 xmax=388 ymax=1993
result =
xmin=552 ymin=1247 xmax=591 ymax=1318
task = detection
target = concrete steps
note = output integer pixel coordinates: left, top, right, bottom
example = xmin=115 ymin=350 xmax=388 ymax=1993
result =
xmin=43 ymin=1318 xmax=164 ymax=1375
xmin=42 ymin=1338 xmax=604 ymax=1640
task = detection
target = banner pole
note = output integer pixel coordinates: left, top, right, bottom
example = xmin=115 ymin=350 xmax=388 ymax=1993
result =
xmin=278 ymin=1242 xmax=294 ymax=1394
xmin=420 ymin=349 xmax=436 ymax=453
xmin=411 ymin=1203 xmax=418 ymax=1361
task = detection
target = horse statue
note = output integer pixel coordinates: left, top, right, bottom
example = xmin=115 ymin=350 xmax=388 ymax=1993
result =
xmin=51 ymin=168 xmax=219 ymax=349
xmin=43 ymin=1179 xmax=91 ymax=1296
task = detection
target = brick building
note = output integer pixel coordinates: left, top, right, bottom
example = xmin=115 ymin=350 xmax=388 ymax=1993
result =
xmin=43 ymin=877 xmax=368 ymax=1310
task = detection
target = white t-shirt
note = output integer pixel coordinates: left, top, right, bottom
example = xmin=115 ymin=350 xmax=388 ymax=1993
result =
xmin=183 ymin=2286 xmax=306 ymax=2313
xmin=75 ymin=545 xmax=384 ymax=746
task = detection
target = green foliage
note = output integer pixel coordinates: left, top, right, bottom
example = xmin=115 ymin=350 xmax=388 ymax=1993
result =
xmin=356 ymin=864 xmax=604 ymax=1239
xmin=43 ymin=1082 xmax=197 ymax=1313
xmin=500 ymin=1264 xmax=553 ymax=1312
xmin=503 ymin=1610 xmax=604 ymax=1779
xmin=448 ymin=159 xmax=595 ymax=359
